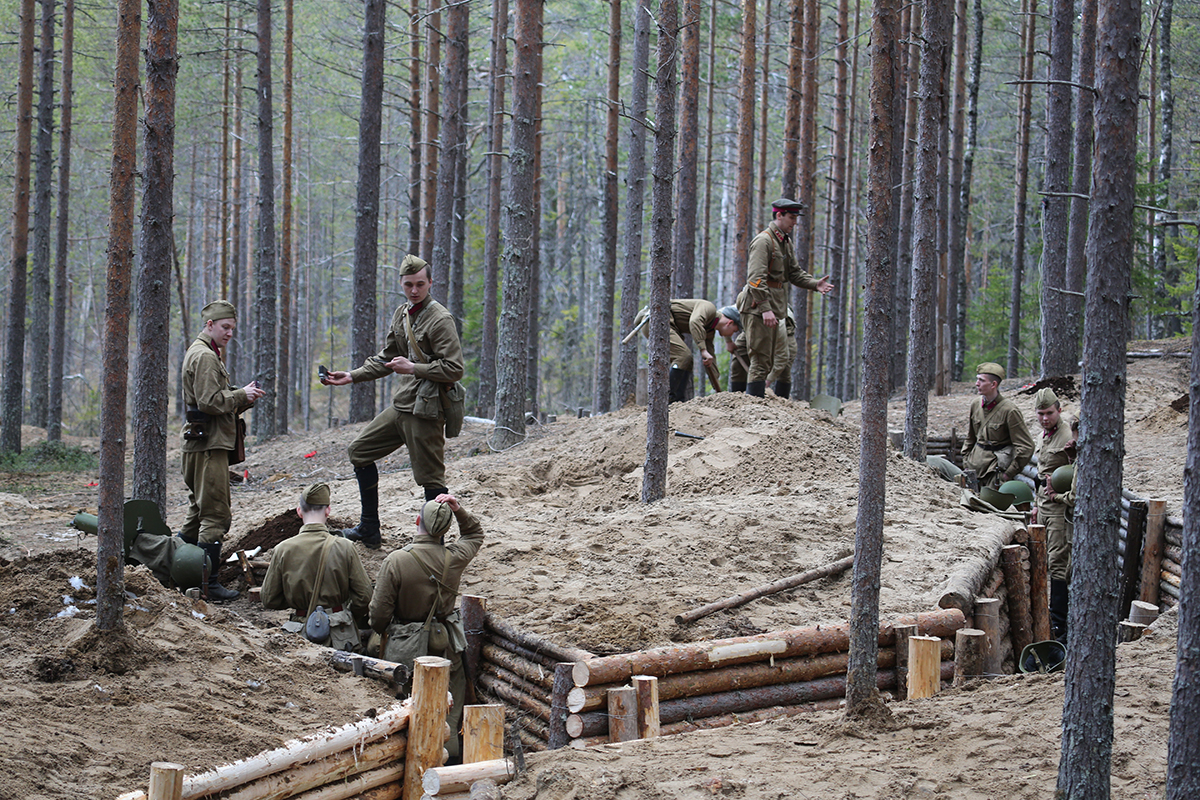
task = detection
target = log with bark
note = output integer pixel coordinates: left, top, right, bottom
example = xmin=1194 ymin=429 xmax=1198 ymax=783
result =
xmin=477 ymin=671 xmax=551 ymax=722
xmin=937 ymin=525 xmax=1017 ymax=615
xmin=330 ymin=651 xmax=411 ymax=686
xmin=479 ymin=661 xmax=552 ymax=705
xmin=1001 ymin=545 xmax=1034 ymax=658
xmin=218 ymin=736 xmax=407 ymax=800
xmin=421 ymin=758 xmax=515 ymax=795
xmin=674 ymin=551 xmax=854 ymax=624
xmin=485 ymin=614 xmax=593 ymax=665
xmin=1026 ymin=525 xmax=1051 ymax=642
xmin=480 ymin=643 xmax=554 ymax=689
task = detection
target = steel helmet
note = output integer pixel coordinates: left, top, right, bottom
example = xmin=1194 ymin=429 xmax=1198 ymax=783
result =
xmin=170 ymin=542 xmax=209 ymax=590
xmin=979 ymin=485 xmax=1012 ymax=511
xmin=998 ymin=480 xmax=1035 ymax=507
xmin=1051 ymin=464 xmax=1075 ymax=494
xmin=1019 ymin=640 xmax=1066 ymax=673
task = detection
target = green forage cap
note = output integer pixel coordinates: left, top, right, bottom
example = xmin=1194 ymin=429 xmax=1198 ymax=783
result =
xmin=400 ymin=254 xmax=429 ymax=275
xmin=1034 ymin=387 xmax=1060 ymax=409
xmin=302 ymin=482 xmax=331 ymax=506
xmin=977 ymin=362 xmax=1006 ymax=381
xmin=421 ymin=500 xmax=454 ymax=537
xmin=201 ymin=300 xmax=237 ymax=322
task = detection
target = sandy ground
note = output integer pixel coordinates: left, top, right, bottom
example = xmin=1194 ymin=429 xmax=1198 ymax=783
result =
xmin=0 ymin=352 xmax=1189 ymax=798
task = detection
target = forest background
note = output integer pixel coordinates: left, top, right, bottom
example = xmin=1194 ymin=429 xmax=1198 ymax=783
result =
xmin=1 ymin=0 xmax=1198 ymax=442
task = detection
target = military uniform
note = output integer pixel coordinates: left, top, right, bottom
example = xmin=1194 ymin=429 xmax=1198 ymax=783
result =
xmin=736 ymin=220 xmax=821 ymax=385
xmin=180 ymin=330 xmax=252 ymax=545
xmin=730 ymin=306 xmax=794 ymax=390
xmin=370 ymin=505 xmax=484 ymax=760
xmin=347 ymin=296 xmax=464 ymax=492
xmin=1036 ymin=417 xmax=1075 ymax=581
xmin=961 ymin=394 xmax=1035 ymax=489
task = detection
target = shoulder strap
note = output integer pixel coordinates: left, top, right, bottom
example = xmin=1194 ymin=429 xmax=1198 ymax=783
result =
xmin=404 ymin=311 xmax=428 ymax=364
xmin=402 ymin=547 xmax=454 ymax=627
xmin=305 ymin=535 xmax=335 ymax=617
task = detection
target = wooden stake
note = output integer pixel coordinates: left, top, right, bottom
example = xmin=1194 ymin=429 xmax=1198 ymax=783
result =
xmin=893 ymin=623 xmax=916 ymax=699
xmin=907 ymin=636 xmax=941 ymax=699
xmin=1026 ymin=524 xmax=1051 ymax=642
xmin=674 ymin=552 xmax=854 ymax=624
xmin=149 ymin=763 xmax=184 ymax=800
xmin=461 ymin=595 xmax=488 ymax=694
xmin=1121 ymin=500 xmax=1148 ymax=619
xmin=462 ymin=705 xmax=504 ymax=764
xmin=404 ymin=657 xmax=452 ymax=800
xmin=633 ymin=675 xmax=660 ymax=739
xmin=607 ymin=686 xmax=639 ymax=743
xmin=953 ymin=628 xmax=986 ymax=686
xmin=547 ymin=662 xmax=574 ymax=750
xmin=1139 ymin=499 xmax=1168 ymax=605
xmin=236 ymin=550 xmax=255 ymax=588
xmin=1001 ymin=545 xmax=1034 ymax=659
xmin=973 ymin=597 xmax=1002 ymax=676
xmin=1118 ymin=621 xmax=1148 ymax=643
xmin=421 ymin=758 xmax=514 ymax=795
xmin=1129 ymin=600 xmax=1159 ymax=627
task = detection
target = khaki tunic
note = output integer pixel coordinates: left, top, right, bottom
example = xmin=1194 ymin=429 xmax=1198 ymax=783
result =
xmin=639 ymin=299 xmax=720 ymax=373
xmin=961 ymin=394 xmax=1035 ymax=488
xmin=730 ymin=311 xmax=794 ymax=385
xmin=347 ymin=299 xmax=464 ymax=488
xmin=736 ymin=222 xmax=820 ymax=382
xmin=180 ymin=331 xmax=251 ymax=544
xmin=261 ymin=523 xmax=373 ymax=626
xmin=1036 ymin=420 xmax=1075 ymax=580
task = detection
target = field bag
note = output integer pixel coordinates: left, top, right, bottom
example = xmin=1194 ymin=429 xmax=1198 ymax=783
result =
xmin=381 ymin=550 xmax=452 ymax=684
xmin=404 ymin=311 xmax=466 ymax=437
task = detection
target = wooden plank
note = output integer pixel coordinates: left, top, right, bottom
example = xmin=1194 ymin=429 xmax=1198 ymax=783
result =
xmin=462 ymin=705 xmax=504 ymax=764
xmin=404 ymin=657 xmax=452 ymax=800
xmin=1026 ymin=525 xmax=1051 ymax=642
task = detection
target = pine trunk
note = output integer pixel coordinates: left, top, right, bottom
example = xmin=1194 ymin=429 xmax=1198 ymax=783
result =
xmin=1064 ymin=0 xmax=1095 ymax=367
xmin=792 ymin=0 xmax=819 ymax=399
xmin=1006 ymin=0 xmax=1037 ymax=379
xmin=407 ymin=0 xmax=422 ymax=258
xmin=479 ymin=0 xmax=508 ymax=417
xmin=420 ymin=0 xmax=442 ymax=265
xmin=824 ymin=0 xmax=849 ymax=397
xmin=954 ymin=0 xmax=983 ymax=380
xmin=945 ymin=0 xmax=967 ymax=384
xmin=672 ymin=0 xmax=700 ymax=300
xmin=891 ymin=2 xmax=920 ymax=393
xmin=780 ymin=0 xmax=802 ymax=198
xmin=253 ymin=0 xmax=277 ymax=437
xmin=592 ymin=0 xmax=619 ymax=414
xmin=731 ymin=0 xmax=756 ymax=289
xmin=277 ymin=0 xmax=294 ymax=434
xmin=434 ymin=0 xmax=469 ymax=316
xmin=1151 ymin=0 xmax=1176 ymax=337
xmin=48 ymin=0 xmax=74 ymax=442
xmin=29 ymin=0 xmax=56 ymax=429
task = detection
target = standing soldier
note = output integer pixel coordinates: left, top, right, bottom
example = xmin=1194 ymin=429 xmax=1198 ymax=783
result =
xmin=1042 ymin=413 xmax=1079 ymax=641
xmin=960 ymin=362 xmax=1035 ymax=490
xmin=735 ymin=198 xmax=834 ymax=397
xmin=180 ymin=300 xmax=266 ymax=601
xmin=635 ymin=300 xmax=740 ymax=402
xmin=729 ymin=306 xmax=794 ymax=398
xmin=323 ymin=255 xmax=465 ymax=550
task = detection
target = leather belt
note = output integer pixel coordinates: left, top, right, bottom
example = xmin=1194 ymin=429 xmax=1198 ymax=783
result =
xmin=296 ymin=604 xmax=343 ymax=615
xmin=975 ymin=441 xmax=1008 ymax=452
xmin=765 ymin=279 xmax=784 ymax=289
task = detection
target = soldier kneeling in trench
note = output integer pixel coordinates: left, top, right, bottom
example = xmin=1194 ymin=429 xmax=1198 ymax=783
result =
xmin=260 ymin=483 xmax=374 ymax=652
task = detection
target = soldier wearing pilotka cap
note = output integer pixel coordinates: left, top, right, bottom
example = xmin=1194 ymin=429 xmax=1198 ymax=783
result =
xmin=735 ymin=198 xmax=834 ymax=398
xmin=960 ymin=362 xmax=1035 ymax=490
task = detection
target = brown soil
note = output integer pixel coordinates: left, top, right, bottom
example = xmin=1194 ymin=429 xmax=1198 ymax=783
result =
xmin=0 ymin=353 xmax=1188 ymax=798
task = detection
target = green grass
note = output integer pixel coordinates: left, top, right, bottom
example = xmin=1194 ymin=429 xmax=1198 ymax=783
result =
xmin=0 ymin=441 xmax=99 ymax=473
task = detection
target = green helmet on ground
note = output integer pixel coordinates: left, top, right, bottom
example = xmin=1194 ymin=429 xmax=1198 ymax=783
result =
xmin=170 ymin=542 xmax=209 ymax=590
xmin=998 ymin=480 xmax=1034 ymax=507
xmin=1051 ymin=464 xmax=1075 ymax=494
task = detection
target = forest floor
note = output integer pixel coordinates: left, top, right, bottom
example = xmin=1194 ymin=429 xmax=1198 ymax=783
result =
xmin=0 ymin=345 xmax=1190 ymax=799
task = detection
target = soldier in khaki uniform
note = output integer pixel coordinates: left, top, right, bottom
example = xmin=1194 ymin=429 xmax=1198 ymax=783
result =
xmin=960 ymin=362 xmax=1035 ymax=490
xmin=1043 ymin=415 xmax=1079 ymax=642
xmin=180 ymin=300 xmax=266 ymax=600
xmin=730 ymin=306 xmax=795 ymax=397
xmin=735 ymin=198 xmax=833 ymax=398
xmin=636 ymin=300 xmax=740 ymax=402
xmin=324 ymin=255 xmax=465 ymax=550
xmin=261 ymin=483 xmax=373 ymax=651
xmin=370 ymin=494 xmax=484 ymax=762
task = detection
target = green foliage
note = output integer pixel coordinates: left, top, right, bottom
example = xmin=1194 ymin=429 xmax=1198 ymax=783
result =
xmin=964 ymin=266 xmax=1041 ymax=377
xmin=0 ymin=441 xmax=98 ymax=473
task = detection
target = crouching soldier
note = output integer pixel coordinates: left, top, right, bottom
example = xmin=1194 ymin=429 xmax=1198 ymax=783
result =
xmin=370 ymin=494 xmax=484 ymax=762
xmin=261 ymin=483 xmax=374 ymax=651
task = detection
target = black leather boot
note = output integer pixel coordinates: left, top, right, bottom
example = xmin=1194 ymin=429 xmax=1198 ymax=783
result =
xmin=668 ymin=367 xmax=689 ymax=404
xmin=773 ymin=380 xmax=791 ymax=400
xmin=424 ymin=485 xmax=449 ymax=502
xmin=747 ymin=381 xmax=766 ymax=398
xmin=730 ymin=382 xmax=747 ymax=394
xmin=1050 ymin=578 xmax=1069 ymax=642
xmin=344 ymin=463 xmax=382 ymax=549
xmin=200 ymin=541 xmax=239 ymax=601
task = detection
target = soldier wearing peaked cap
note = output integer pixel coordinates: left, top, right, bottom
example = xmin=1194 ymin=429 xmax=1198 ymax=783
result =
xmin=735 ymin=198 xmax=834 ymax=398
xmin=961 ymin=362 xmax=1034 ymax=490
xmin=1033 ymin=388 xmax=1075 ymax=640
xmin=370 ymin=493 xmax=484 ymax=762
xmin=260 ymin=483 xmax=374 ymax=652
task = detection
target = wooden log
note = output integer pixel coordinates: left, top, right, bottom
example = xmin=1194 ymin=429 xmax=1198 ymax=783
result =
xmin=236 ymin=550 xmax=256 ymax=588
xmin=477 ymin=671 xmax=551 ymax=722
xmin=514 ymin=728 xmax=547 ymax=752
xmin=893 ymin=624 xmax=916 ymax=699
xmin=485 ymin=631 xmax=562 ymax=671
xmin=1118 ymin=621 xmax=1147 ymax=643
xmin=981 ymin=564 xmax=1005 ymax=601
xmin=547 ymin=662 xmax=574 ymax=750
xmin=470 ymin=779 xmax=501 ymax=800
xmin=404 ymin=657 xmax=452 ymax=800
xmin=461 ymin=595 xmax=487 ymax=695
xmin=1121 ymin=500 xmax=1148 ymax=619
xmin=973 ymin=598 xmax=1002 ymax=677
xmin=938 ymin=526 xmax=1017 ymax=615
xmin=479 ymin=661 xmax=552 ymax=705
xmin=220 ymin=735 xmax=408 ymax=800
xmin=572 ymin=608 xmax=965 ymax=687
xmin=360 ymin=784 xmax=404 ymax=800
xmin=568 ymin=735 xmax=609 ymax=749
xmin=149 ymin=763 xmax=184 ymax=800
xmin=953 ymin=629 xmax=986 ymax=686
xmin=1137 ymin=501 xmax=1166 ymax=606
xmin=421 ymin=758 xmax=514 ymax=796
xmin=329 ymin=651 xmax=409 ymax=687
xmin=1001 ymin=545 xmax=1034 ymax=659
xmin=659 ymin=699 xmax=844 ymax=737
xmin=1129 ymin=600 xmax=1159 ymax=627
xmin=480 ymin=643 xmax=554 ymax=689
xmin=291 ymin=764 xmax=405 ymax=800
xmin=607 ymin=687 xmax=639 ymax=743
xmin=907 ymin=637 xmax=941 ymax=699
xmin=674 ymin=552 xmax=854 ymax=624
xmin=484 ymin=614 xmax=593 ymax=664
xmin=1163 ymin=557 xmax=1182 ymax=577
xmin=1026 ymin=525 xmax=1051 ymax=642
xmin=462 ymin=705 xmax=504 ymax=764
xmin=633 ymin=675 xmax=660 ymax=739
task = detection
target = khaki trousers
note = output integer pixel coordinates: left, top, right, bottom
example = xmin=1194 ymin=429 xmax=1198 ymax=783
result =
xmin=348 ymin=405 xmax=446 ymax=490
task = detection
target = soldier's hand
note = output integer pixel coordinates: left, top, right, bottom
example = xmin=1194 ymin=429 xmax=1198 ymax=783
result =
xmin=243 ymin=381 xmax=267 ymax=401
xmin=434 ymin=493 xmax=460 ymax=512
xmin=325 ymin=371 xmax=353 ymax=386
xmin=762 ymin=310 xmax=778 ymax=328
xmin=725 ymin=338 xmax=737 ymax=354
xmin=700 ymin=350 xmax=715 ymax=367
xmin=388 ymin=356 xmax=416 ymax=375
xmin=815 ymin=275 xmax=835 ymax=295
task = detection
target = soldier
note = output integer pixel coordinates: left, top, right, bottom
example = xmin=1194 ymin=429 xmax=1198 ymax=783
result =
xmin=636 ymin=300 xmax=740 ymax=402
xmin=261 ymin=483 xmax=373 ymax=651
xmin=370 ymin=493 xmax=484 ymax=762
xmin=180 ymin=300 xmax=266 ymax=601
xmin=1043 ymin=415 xmax=1079 ymax=641
xmin=960 ymin=362 xmax=1035 ymax=490
xmin=735 ymin=198 xmax=834 ymax=397
xmin=323 ymin=255 xmax=465 ymax=550
xmin=729 ymin=306 xmax=795 ymax=398
xmin=1032 ymin=388 xmax=1073 ymax=640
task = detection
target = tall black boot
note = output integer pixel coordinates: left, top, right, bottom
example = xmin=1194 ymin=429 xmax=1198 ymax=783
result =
xmin=730 ymin=382 xmax=747 ymax=394
xmin=746 ymin=381 xmax=766 ymax=398
xmin=425 ymin=485 xmax=449 ymax=502
xmin=668 ymin=367 xmax=689 ymax=404
xmin=200 ymin=541 xmax=239 ymax=601
xmin=1050 ymin=578 xmax=1069 ymax=642
xmin=773 ymin=380 xmax=791 ymax=400
xmin=344 ymin=463 xmax=382 ymax=549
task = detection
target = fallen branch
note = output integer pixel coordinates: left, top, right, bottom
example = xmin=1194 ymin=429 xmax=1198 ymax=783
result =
xmin=675 ymin=551 xmax=854 ymax=624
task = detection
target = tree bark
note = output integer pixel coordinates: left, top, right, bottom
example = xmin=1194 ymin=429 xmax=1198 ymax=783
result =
xmin=1064 ymin=0 xmax=1096 ymax=369
xmin=731 ymin=0 xmax=756 ymax=289
xmin=407 ymin=0 xmax=423 ymax=259
xmin=1057 ymin=0 xmax=1139 ymax=794
xmin=615 ymin=0 xmax=652 ymax=408
xmin=29 ymin=0 xmax=56 ymax=430
xmin=902 ymin=0 xmax=949 ymax=463
xmin=891 ymin=1 xmax=920 ymax=394
xmin=823 ymin=0 xmax=849 ymax=397
xmin=133 ymin=0 xmax=180 ymax=518
xmin=847 ymin=0 xmax=896 ymax=717
xmin=48 ymin=0 xmax=74 ymax=443
xmin=277 ymin=0 xmax=295 ymax=434
xmin=780 ymin=0 xmax=803 ymax=198
xmin=1006 ymin=0 xmax=1037 ymax=380
xmin=420 ymin=0 xmax=442 ymax=266
xmin=954 ymin=0 xmax=983 ymax=380
xmin=1 ymin=0 xmax=36 ymax=456
xmin=350 ymin=0 xmax=385 ymax=424
xmin=97 ymin=0 xmax=141 ymax=632
xmin=593 ymin=0 xmax=620 ymax=414
xmin=791 ymin=0 xmax=820 ymax=399
xmin=672 ymin=0 xmax=700 ymax=300
xmin=253 ymin=0 xmax=277 ymax=437
xmin=434 ymin=0 xmax=468 ymax=318
xmin=1151 ymin=0 xmax=1176 ymax=337
xmin=642 ymin=0 xmax=679 ymax=503
xmin=479 ymin=0 xmax=508 ymax=417
xmin=945 ymin=0 xmax=967 ymax=384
